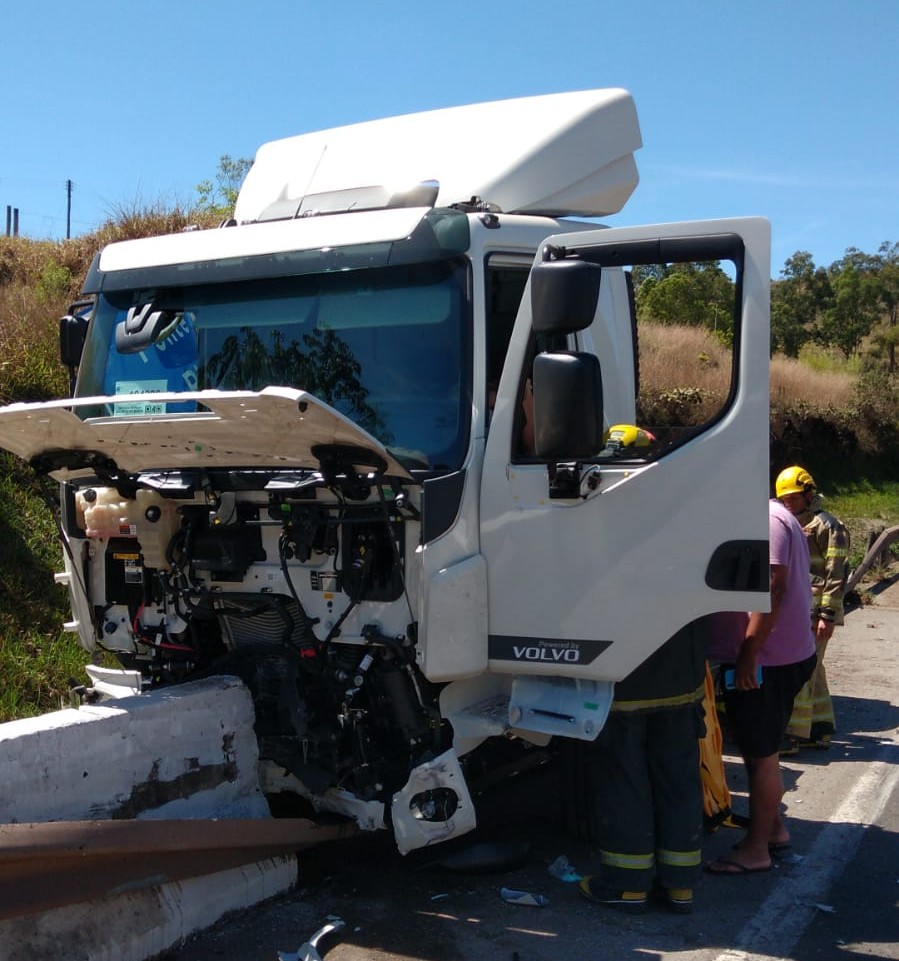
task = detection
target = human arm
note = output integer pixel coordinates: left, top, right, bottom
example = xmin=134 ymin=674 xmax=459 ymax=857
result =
xmin=815 ymin=518 xmax=850 ymax=639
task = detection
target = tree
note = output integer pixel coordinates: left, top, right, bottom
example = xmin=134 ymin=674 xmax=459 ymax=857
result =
xmin=819 ymin=252 xmax=882 ymax=358
xmin=771 ymin=245 xmax=899 ymax=363
xmin=867 ymin=242 xmax=899 ymax=372
xmin=770 ymin=251 xmax=832 ymax=358
xmin=196 ymin=155 xmax=253 ymax=219
xmin=635 ymin=262 xmax=736 ymax=343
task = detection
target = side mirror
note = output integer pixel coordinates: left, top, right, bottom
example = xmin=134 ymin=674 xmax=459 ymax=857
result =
xmin=533 ymin=351 xmax=604 ymax=460
xmin=59 ymin=310 xmax=91 ymax=395
xmin=59 ymin=313 xmax=90 ymax=369
xmin=530 ymin=259 xmax=601 ymax=334
xmin=115 ymin=304 xmax=178 ymax=355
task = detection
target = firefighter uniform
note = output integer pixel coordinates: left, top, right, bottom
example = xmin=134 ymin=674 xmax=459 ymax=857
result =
xmin=580 ymin=620 xmax=707 ymax=911
xmin=785 ymin=494 xmax=850 ymax=745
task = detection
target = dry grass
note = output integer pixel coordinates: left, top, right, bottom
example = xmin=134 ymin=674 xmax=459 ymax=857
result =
xmin=0 ymin=203 xmax=217 ymax=287
xmin=639 ymin=322 xmax=855 ymax=410
xmin=0 ymin=205 xmax=222 ymax=405
xmin=639 ymin=323 xmax=731 ymax=396
xmin=92 ymin=200 xmax=220 ymax=246
xmin=0 ymin=274 xmax=69 ymax=403
xmin=770 ymin=354 xmax=853 ymax=408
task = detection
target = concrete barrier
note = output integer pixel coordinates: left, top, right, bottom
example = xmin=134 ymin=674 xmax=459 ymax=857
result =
xmin=0 ymin=676 xmax=297 ymax=961
xmin=0 ymin=675 xmax=270 ymax=822
xmin=0 ymin=858 xmax=295 ymax=961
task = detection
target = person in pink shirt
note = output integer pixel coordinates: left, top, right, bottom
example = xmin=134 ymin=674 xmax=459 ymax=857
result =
xmin=705 ymin=500 xmax=817 ymax=874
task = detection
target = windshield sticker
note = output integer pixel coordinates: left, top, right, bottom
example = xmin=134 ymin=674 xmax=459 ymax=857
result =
xmin=114 ymin=380 xmax=169 ymax=415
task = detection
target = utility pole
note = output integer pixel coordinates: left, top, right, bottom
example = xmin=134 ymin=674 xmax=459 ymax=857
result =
xmin=66 ymin=179 xmax=73 ymax=239
xmin=5 ymin=206 xmax=19 ymax=237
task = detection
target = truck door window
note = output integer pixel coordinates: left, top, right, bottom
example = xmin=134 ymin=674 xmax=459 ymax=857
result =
xmin=630 ymin=257 xmax=738 ymax=454
xmin=485 ymin=256 xmax=569 ymax=458
xmin=573 ymin=252 xmax=740 ymax=461
xmin=485 ymin=261 xmax=529 ymax=391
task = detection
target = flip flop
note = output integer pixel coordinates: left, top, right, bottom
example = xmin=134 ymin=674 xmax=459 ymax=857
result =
xmin=720 ymin=812 xmax=750 ymax=829
xmin=704 ymin=857 xmax=772 ymax=875
xmin=733 ymin=841 xmax=792 ymax=853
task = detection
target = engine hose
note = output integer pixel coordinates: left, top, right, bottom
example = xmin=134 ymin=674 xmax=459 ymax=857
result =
xmin=375 ymin=483 xmax=415 ymax=623
xmin=277 ymin=530 xmax=321 ymax=646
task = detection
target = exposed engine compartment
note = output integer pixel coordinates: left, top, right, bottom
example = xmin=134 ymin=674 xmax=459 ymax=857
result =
xmin=65 ymin=467 xmax=450 ymax=817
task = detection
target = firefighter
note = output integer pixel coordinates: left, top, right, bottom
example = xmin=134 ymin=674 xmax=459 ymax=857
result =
xmin=775 ymin=465 xmax=850 ymax=751
xmin=578 ymin=621 xmax=707 ymax=913
xmin=579 ymin=424 xmax=705 ymax=913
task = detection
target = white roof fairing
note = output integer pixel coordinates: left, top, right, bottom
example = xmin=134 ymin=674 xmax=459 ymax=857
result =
xmin=235 ymin=88 xmax=642 ymax=222
xmin=94 ymin=90 xmax=641 ymax=276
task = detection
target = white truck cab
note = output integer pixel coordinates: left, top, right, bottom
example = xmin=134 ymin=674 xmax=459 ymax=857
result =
xmin=0 ymin=89 xmax=770 ymax=852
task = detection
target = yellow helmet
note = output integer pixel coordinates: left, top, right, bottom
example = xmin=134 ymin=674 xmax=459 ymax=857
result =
xmin=775 ymin=465 xmax=816 ymax=498
xmin=603 ymin=424 xmax=656 ymax=451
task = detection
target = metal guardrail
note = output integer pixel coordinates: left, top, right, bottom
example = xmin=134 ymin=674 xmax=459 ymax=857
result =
xmin=846 ymin=525 xmax=899 ymax=596
xmin=0 ymin=817 xmax=357 ymax=921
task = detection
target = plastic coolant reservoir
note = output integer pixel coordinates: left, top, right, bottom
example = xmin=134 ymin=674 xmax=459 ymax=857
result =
xmin=76 ymin=488 xmax=136 ymax=539
xmin=75 ymin=488 xmax=181 ymax=569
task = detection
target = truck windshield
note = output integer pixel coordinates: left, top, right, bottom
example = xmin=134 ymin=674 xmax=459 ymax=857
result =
xmin=75 ymin=260 xmax=472 ymax=471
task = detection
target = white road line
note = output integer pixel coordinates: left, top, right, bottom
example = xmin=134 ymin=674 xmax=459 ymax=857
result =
xmin=711 ymin=751 xmax=899 ymax=961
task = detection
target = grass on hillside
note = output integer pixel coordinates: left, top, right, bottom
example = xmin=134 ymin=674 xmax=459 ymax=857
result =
xmin=825 ymin=480 xmax=899 ymax=571
xmin=0 ymin=454 xmax=91 ymax=720
xmin=0 ymin=279 xmax=70 ymax=404
xmin=639 ymin=322 xmax=856 ymax=410
xmin=796 ymin=342 xmax=864 ymax=375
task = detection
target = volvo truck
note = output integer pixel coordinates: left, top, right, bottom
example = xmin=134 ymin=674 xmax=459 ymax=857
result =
xmin=0 ymin=89 xmax=770 ymax=853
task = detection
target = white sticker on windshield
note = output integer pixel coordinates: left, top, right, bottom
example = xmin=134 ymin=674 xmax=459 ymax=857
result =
xmin=114 ymin=380 xmax=168 ymax=415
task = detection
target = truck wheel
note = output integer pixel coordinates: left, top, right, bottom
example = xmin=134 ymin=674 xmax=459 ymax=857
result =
xmin=557 ymin=738 xmax=601 ymax=842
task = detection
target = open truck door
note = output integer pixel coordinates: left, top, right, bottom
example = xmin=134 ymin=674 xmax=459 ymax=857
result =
xmin=480 ymin=217 xmax=771 ymax=686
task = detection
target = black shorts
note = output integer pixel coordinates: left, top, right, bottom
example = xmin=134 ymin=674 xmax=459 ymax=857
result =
xmin=722 ymin=653 xmax=817 ymax=758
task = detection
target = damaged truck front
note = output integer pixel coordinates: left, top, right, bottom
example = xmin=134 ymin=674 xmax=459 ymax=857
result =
xmin=0 ymin=89 xmax=772 ymax=854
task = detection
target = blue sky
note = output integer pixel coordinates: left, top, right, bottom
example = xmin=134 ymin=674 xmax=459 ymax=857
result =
xmin=2 ymin=1 xmax=896 ymax=273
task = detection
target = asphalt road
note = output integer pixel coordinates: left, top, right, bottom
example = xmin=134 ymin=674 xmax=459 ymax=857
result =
xmin=171 ymin=574 xmax=899 ymax=961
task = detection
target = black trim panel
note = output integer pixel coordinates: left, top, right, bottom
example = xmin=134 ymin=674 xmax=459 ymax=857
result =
xmin=705 ymin=539 xmax=769 ymax=592
xmin=571 ymin=233 xmax=745 ymax=270
xmin=488 ymin=635 xmax=612 ymax=666
xmin=421 ymin=469 xmax=466 ymax=543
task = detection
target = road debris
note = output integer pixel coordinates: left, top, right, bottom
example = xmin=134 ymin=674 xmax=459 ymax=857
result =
xmin=277 ymin=918 xmax=345 ymax=961
xmin=547 ymin=854 xmax=581 ymax=882
xmin=500 ymin=886 xmax=549 ymax=907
